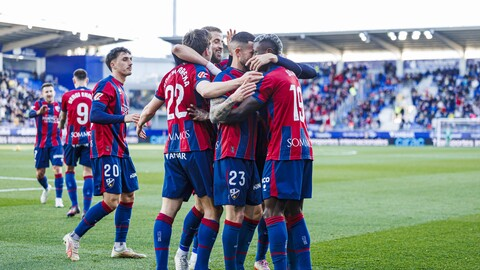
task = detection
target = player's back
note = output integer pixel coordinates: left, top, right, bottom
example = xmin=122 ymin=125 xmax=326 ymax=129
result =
xmin=62 ymin=87 xmax=92 ymax=145
xmin=156 ymin=63 xmax=214 ymax=153
xmin=256 ymin=65 xmax=313 ymax=161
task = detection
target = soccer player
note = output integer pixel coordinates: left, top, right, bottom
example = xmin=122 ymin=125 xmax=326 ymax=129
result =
xmin=136 ymin=29 xmax=261 ymax=270
xmin=209 ymin=31 xmax=262 ymax=270
xmin=59 ymin=68 xmax=94 ymax=217
xmin=213 ymin=34 xmax=314 ymax=270
xmin=171 ymin=26 xmax=226 ymax=270
xmin=63 ymin=47 xmax=146 ymax=262
xmin=28 ymin=83 xmax=65 ymax=208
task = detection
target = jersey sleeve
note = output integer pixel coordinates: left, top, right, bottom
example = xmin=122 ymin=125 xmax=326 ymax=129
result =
xmin=61 ymin=93 xmax=68 ymax=112
xmin=193 ymin=65 xmax=212 ymax=88
xmin=155 ymin=73 xmax=168 ymax=101
xmin=253 ymin=75 xmax=274 ymax=104
xmin=92 ymin=81 xmax=114 ymax=106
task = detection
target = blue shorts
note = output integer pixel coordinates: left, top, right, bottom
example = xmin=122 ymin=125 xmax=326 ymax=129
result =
xmin=163 ymin=150 xmax=213 ymax=201
xmin=214 ymin=158 xmax=262 ymax=206
xmin=91 ymin=156 xmax=139 ymax=196
xmin=63 ymin=144 xmax=91 ymax=167
xmin=34 ymin=146 xmax=63 ymax=169
xmin=262 ymin=160 xmax=313 ymax=200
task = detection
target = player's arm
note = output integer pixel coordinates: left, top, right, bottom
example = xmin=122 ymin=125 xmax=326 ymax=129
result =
xmin=218 ymin=96 xmax=263 ymax=124
xmin=28 ymin=103 xmax=47 ymax=118
xmin=172 ymin=45 xmax=222 ymax=75
xmin=196 ymin=71 xmax=263 ymax=99
xmin=90 ymin=102 xmax=125 ymax=124
xmin=59 ymin=111 xmax=67 ymax=130
xmin=136 ymin=97 xmax=165 ymax=139
xmin=209 ymin=81 xmax=257 ymax=123
xmin=246 ymin=54 xmax=317 ymax=79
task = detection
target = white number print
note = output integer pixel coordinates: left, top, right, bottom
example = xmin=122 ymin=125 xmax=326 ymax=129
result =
xmin=290 ymin=84 xmax=305 ymax=122
xmin=165 ymin=83 xmax=187 ymax=120
xmin=104 ymin=164 xmax=119 ymax=177
xmin=228 ymin=170 xmax=246 ymax=186
xmin=76 ymin=103 xmax=89 ymax=125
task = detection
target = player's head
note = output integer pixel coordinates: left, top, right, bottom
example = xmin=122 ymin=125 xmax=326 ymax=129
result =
xmin=202 ymin=26 xmax=223 ymax=64
xmin=253 ymin=34 xmax=284 ymax=56
xmin=183 ymin=29 xmax=212 ymax=61
xmin=105 ymin=47 xmax=132 ymax=77
xmin=230 ymin=31 xmax=255 ymax=70
xmin=41 ymin=83 xmax=55 ymax=103
xmin=72 ymin=68 xmax=88 ymax=87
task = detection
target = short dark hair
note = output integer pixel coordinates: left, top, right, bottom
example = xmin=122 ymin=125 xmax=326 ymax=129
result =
xmin=105 ymin=47 xmax=131 ymax=71
xmin=201 ymin=26 xmax=222 ymax=34
xmin=231 ymin=31 xmax=255 ymax=44
xmin=182 ymin=29 xmax=211 ymax=55
xmin=41 ymin=82 xmax=54 ymax=90
xmin=73 ymin=68 xmax=88 ymax=80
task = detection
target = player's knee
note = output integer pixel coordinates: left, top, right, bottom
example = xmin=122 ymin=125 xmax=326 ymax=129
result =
xmin=36 ymin=171 xmax=45 ymax=179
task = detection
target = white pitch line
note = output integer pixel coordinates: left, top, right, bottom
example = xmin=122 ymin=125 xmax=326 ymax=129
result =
xmin=0 ymin=185 xmax=84 ymax=193
xmin=0 ymin=187 xmax=43 ymax=192
xmin=0 ymin=176 xmax=37 ymax=181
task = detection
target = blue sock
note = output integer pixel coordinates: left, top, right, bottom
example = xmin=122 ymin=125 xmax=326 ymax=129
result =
xmin=196 ymin=218 xmax=219 ymax=270
xmin=74 ymin=201 xmax=113 ymax=237
xmin=287 ymin=227 xmax=296 ymax=270
xmin=192 ymin=233 xmax=199 ymax=254
xmin=65 ymin=172 xmax=78 ymax=207
xmin=255 ymin=217 xmax=269 ymax=261
xmin=154 ymin=213 xmax=173 ymax=270
xmin=265 ymin=216 xmax=287 ymax=270
xmin=54 ymin=173 xmax=63 ymax=198
xmin=223 ymin=220 xmax=242 ymax=270
xmin=82 ymin=176 xmax=93 ymax=212
xmin=38 ymin=176 xmax=48 ymax=189
xmin=287 ymin=214 xmax=311 ymax=270
xmin=115 ymin=201 xmax=133 ymax=242
xmin=179 ymin=206 xmax=203 ymax=252
xmin=236 ymin=217 xmax=259 ymax=269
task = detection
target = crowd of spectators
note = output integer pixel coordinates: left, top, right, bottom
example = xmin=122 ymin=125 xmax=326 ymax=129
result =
xmin=302 ymin=60 xmax=480 ymax=131
xmin=0 ymin=70 xmax=43 ymax=127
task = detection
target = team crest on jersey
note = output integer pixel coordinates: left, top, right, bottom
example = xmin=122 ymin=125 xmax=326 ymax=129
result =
xmin=229 ymin=188 xmax=240 ymax=200
xmin=106 ymin=178 xmax=115 ymax=188
xmin=94 ymin=93 xmax=103 ymax=100
xmin=55 ymin=106 xmax=60 ymax=112
xmin=197 ymin=71 xmax=208 ymax=79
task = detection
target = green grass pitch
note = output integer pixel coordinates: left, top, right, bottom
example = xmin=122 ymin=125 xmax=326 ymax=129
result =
xmin=0 ymin=144 xmax=479 ymax=269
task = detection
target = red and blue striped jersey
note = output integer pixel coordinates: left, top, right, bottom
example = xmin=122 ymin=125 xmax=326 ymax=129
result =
xmin=253 ymin=65 xmax=313 ymax=161
xmin=155 ymin=63 xmax=214 ymax=153
xmin=213 ymin=67 xmax=257 ymax=160
xmin=90 ymin=76 xmax=130 ymax=158
xmin=31 ymin=99 xmax=62 ymax=148
xmin=61 ymin=87 xmax=92 ymax=146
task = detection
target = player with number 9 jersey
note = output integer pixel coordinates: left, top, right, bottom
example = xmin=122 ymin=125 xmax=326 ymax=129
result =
xmin=61 ymin=87 xmax=92 ymax=146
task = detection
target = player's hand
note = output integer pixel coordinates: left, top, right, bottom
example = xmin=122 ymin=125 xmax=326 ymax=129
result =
xmin=230 ymin=81 xmax=256 ymax=103
xmin=38 ymin=105 xmax=48 ymax=115
xmin=136 ymin=124 xmax=147 ymax=139
xmin=187 ymin=104 xmax=209 ymax=121
xmin=240 ymin=71 xmax=263 ymax=84
xmin=226 ymin=29 xmax=236 ymax=46
xmin=124 ymin=113 xmax=140 ymax=124
xmin=246 ymin=53 xmax=277 ymax=71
